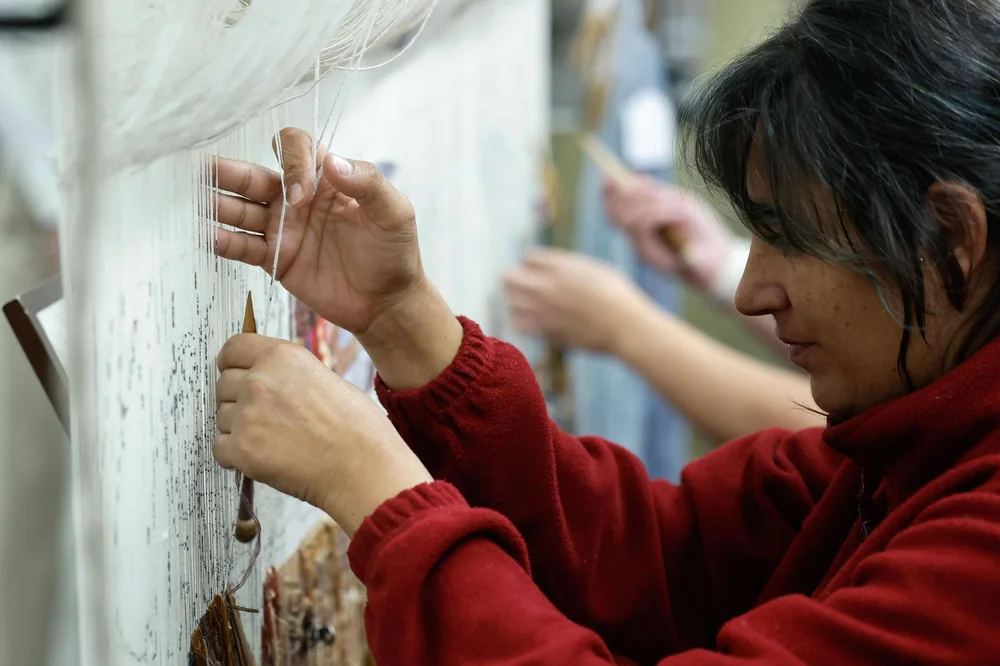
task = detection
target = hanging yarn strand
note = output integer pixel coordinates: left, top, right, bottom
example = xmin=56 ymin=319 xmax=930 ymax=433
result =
xmin=338 ymin=0 xmax=440 ymax=73
xmin=262 ymin=108 xmax=289 ymax=333
xmin=314 ymin=3 xmax=385 ymax=186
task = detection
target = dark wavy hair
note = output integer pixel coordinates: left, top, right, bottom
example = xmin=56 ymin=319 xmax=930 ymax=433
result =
xmin=678 ymin=0 xmax=1000 ymax=387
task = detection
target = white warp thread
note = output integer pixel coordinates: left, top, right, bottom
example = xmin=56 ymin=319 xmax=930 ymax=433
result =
xmin=61 ymin=2 xmax=543 ymax=665
xmin=82 ymin=0 xmax=438 ymax=173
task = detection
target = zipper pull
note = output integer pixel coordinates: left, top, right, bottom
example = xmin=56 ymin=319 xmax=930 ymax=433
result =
xmin=857 ymin=468 xmax=877 ymax=540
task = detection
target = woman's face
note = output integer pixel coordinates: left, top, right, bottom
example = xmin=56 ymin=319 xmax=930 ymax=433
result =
xmin=736 ymin=237 xmax=928 ymax=417
xmin=735 ymin=148 xmax=983 ymax=419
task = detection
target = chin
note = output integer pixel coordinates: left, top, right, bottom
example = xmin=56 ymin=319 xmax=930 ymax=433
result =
xmin=809 ymin=377 xmax=858 ymax=422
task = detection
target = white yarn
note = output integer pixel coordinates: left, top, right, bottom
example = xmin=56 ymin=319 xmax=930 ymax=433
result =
xmin=88 ymin=0 xmax=438 ymax=173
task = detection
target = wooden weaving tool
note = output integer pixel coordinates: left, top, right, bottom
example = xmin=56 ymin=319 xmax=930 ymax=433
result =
xmin=234 ymin=292 xmax=259 ymax=544
xmin=571 ymin=1 xmax=694 ymax=270
xmin=576 ymin=131 xmax=695 ymax=268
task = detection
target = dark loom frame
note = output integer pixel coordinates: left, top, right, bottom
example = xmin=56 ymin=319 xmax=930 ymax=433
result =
xmin=0 ymin=0 xmax=71 ymax=30
xmin=3 ymin=274 xmax=70 ymax=433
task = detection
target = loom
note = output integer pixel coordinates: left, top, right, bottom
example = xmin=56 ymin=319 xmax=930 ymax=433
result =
xmin=27 ymin=0 xmax=549 ymax=664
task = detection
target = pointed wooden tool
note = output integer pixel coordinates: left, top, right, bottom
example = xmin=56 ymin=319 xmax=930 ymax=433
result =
xmin=234 ymin=292 xmax=259 ymax=544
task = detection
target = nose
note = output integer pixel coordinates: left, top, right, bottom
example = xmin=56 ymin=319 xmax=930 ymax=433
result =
xmin=734 ymin=237 xmax=791 ymax=317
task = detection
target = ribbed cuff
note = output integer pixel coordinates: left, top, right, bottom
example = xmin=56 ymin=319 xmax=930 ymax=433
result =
xmin=375 ymin=316 xmax=490 ymax=423
xmin=348 ymin=481 xmax=468 ymax=583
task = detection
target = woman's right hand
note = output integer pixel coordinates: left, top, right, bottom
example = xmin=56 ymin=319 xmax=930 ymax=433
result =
xmin=214 ymin=127 xmax=424 ymax=338
xmin=603 ymin=176 xmax=735 ymax=291
xmin=215 ymin=127 xmax=463 ymax=390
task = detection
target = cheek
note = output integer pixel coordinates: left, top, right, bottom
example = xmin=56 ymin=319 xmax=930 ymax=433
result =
xmin=791 ymin=261 xmax=906 ymax=403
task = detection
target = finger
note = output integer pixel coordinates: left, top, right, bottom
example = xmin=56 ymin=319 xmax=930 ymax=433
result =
xmin=602 ymin=177 xmax=620 ymax=198
xmin=506 ymin=292 xmax=548 ymax=316
xmin=213 ymin=434 xmax=237 ymax=470
xmin=216 ymin=193 xmax=270 ymax=233
xmin=637 ymin=229 xmax=679 ymax=274
xmin=503 ymin=269 xmax=551 ymax=296
xmin=273 ymin=127 xmax=317 ymax=208
xmin=216 ymin=368 xmax=249 ymax=405
xmin=215 ymin=229 xmax=267 ymax=267
xmin=509 ymin=307 xmax=545 ymax=335
xmin=319 ymin=153 xmax=412 ymax=224
xmin=619 ymin=204 xmax=650 ymax=231
xmin=217 ymin=402 xmax=237 ymax=434
xmin=212 ymin=157 xmax=282 ymax=204
xmin=218 ymin=333 xmax=285 ymax=371
xmin=521 ymin=248 xmax=565 ymax=269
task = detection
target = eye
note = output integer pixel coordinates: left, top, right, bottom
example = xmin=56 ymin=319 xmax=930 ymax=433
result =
xmin=767 ymin=235 xmax=801 ymax=257
xmin=747 ymin=203 xmax=800 ymax=256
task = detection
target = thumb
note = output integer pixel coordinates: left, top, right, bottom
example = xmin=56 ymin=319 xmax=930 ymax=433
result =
xmin=273 ymin=128 xmax=319 ymax=208
xmin=321 ymin=153 xmax=412 ymax=223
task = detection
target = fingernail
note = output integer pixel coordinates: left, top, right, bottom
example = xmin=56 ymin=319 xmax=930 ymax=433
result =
xmin=331 ymin=154 xmax=354 ymax=176
xmin=288 ymin=183 xmax=304 ymax=206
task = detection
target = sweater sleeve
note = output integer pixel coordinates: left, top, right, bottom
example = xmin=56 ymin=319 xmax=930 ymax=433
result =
xmin=374 ymin=318 xmax=842 ymax=660
xmin=348 ymin=482 xmax=1000 ymax=666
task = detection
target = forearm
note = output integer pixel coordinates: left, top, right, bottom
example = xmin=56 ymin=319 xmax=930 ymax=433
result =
xmin=369 ymin=317 xmax=707 ymax=657
xmin=350 ymin=484 xmax=622 ymax=666
xmin=613 ymin=297 xmax=823 ymax=442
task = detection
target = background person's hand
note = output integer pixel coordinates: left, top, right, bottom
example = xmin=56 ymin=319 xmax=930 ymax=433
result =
xmin=503 ymin=248 xmax=651 ymax=354
xmin=215 ymin=333 xmax=433 ymax=536
xmin=603 ymin=176 xmax=735 ymax=290
xmin=212 ymin=127 xmax=424 ymax=337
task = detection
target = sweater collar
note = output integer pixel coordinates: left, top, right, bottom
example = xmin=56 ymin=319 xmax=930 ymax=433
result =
xmin=822 ymin=336 xmax=1000 ymax=509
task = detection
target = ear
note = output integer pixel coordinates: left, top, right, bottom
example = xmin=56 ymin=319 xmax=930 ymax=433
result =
xmin=927 ymin=181 xmax=988 ymax=280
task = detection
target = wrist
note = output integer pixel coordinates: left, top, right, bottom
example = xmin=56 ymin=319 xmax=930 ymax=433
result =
xmin=324 ymin=437 xmax=434 ymax=538
xmin=358 ymin=277 xmax=464 ymax=390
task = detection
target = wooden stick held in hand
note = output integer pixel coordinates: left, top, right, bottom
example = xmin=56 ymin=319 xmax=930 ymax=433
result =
xmin=234 ymin=292 xmax=259 ymax=544
xmin=577 ymin=132 xmax=696 ymax=268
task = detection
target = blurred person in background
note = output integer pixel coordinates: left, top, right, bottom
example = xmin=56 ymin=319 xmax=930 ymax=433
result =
xmin=604 ymin=176 xmax=780 ymax=344
xmin=504 ymin=246 xmax=821 ymax=443
xmin=505 ymin=179 xmax=822 ymax=442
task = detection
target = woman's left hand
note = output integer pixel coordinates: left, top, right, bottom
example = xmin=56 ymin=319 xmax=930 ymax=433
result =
xmin=214 ymin=333 xmax=433 ymax=536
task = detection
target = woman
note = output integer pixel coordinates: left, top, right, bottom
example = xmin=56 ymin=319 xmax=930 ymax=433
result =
xmin=212 ymin=1 xmax=1000 ymax=663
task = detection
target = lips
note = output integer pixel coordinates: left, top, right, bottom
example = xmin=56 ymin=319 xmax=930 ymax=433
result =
xmin=778 ymin=336 xmax=817 ymax=366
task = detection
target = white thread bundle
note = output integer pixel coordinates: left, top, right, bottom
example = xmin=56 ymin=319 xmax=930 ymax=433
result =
xmin=87 ymin=0 xmax=438 ymax=172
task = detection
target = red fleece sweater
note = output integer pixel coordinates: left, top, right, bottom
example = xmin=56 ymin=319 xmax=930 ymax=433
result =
xmin=346 ymin=318 xmax=1000 ymax=665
